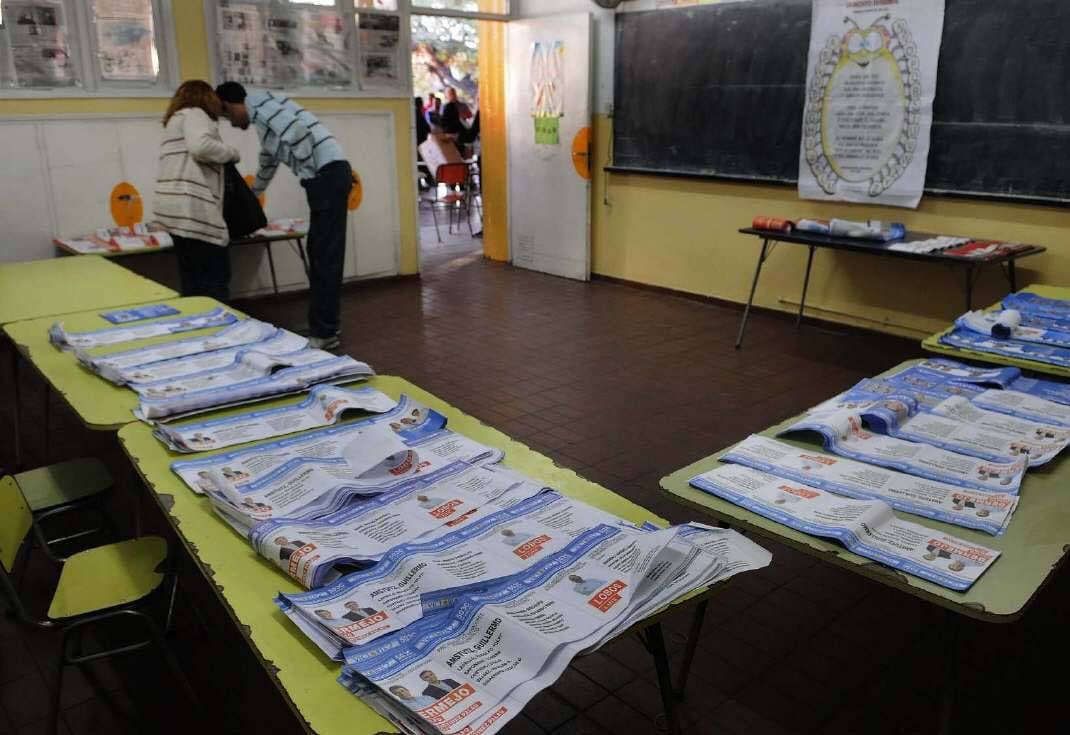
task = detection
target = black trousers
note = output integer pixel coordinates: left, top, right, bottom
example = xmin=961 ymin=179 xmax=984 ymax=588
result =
xmin=173 ymin=235 xmax=231 ymax=301
xmin=302 ymin=160 xmax=353 ymax=338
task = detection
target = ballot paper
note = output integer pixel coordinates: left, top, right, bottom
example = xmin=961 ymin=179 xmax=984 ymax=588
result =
xmin=1002 ymin=292 xmax=1070 ymax=320
xmin=722 ymin=436 xmax=1016 ymax=535
xmin=155 ymin=384 xmax=397 ymax=452
xmin=938 ymin=328 xmax=1070 ymax=371
xmin=77 ymin=319 xmax=287 ymax=383
xmin=781 ymin=411 xmax=1026 ymax=493
xmin=172 ymin=396 xmax=451 ymax=495
xmin=887 ymin=359 xmax=1070 ymax=414
xmin=56 ymin=238 xmax=110 ymax=254
xmin=955 ymin=309 xmax=1070 ymax=349
xmin=691 ymin=464 xmax=998 ymax=591
xmin=811 ymin=385 xmax=1070 ymax=467
xmin=132 ymin=349 xmax=374 ymax=421
xmin=253 ymin=464 xmax=551 ymax=589
xmin=886 ymin=236 xmax=968 ymax=254
xmin=274 ymin=491 xmax=641 ymax=656
xmin=49 ymin=307 xmax=237 ymax=350
xmin=338 ymin=523 xmax=769 ymax=735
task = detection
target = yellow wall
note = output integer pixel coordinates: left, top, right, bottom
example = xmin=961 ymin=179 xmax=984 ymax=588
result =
xmin=0 ymin=3 xmax=420 ymax=275
xmin=590 ymin=115 xmax=1070 ymax=338
xmin=477 ymin=19 xmax=508 ymax=261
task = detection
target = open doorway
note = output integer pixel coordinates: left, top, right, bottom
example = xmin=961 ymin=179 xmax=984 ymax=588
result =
xmin=412 ymin=14 xmax=485 ymax=270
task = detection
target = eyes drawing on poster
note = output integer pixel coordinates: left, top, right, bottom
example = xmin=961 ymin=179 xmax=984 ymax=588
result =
xmin=802 ymin=14 xmax=921 ymax=198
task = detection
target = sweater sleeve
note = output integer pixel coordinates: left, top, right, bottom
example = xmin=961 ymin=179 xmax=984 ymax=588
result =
xmin=184 ymin=109 xmax=241 ymax=165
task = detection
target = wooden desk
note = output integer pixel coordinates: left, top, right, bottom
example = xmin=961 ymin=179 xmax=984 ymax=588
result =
xmin=922 ymin=284 xmax=1070 ymax=379
xmin=119 ymin=376 xmax=715 ymax=735
xmin=735 ymin=227 xmax=1046 ymax=349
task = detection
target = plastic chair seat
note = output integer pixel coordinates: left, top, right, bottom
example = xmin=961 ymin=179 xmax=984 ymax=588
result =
xmin=15 ymin=458 xmax=111 ymax=512
xmin=48 ymin=536 xmax=167 ymax=620
xmin=441 ymin=193 xmax=465 ymax=204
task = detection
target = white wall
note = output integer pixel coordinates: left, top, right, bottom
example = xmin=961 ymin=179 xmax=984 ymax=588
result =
xmin=0 ymin=111 xmax=401 ymax=298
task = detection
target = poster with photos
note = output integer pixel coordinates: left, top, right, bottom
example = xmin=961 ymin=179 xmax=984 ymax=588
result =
xmin=5 ymin=1 xmax=76 ymax=87
xmin=358 ymin=13 xmax=400 ymax=84
xmin=93 ymin=0 xmax=157 ymax=81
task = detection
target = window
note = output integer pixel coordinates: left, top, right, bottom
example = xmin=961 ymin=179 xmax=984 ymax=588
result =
xmin=208 ymin=0 xmax=508 ymax=95
xmin=0 ymin=0 xmax=176 ymax=94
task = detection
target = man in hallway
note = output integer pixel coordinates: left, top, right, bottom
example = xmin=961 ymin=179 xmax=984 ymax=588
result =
xmin=215 ymin=82 xmax=351 ymax=350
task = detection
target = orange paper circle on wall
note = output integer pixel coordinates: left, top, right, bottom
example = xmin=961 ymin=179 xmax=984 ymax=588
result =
xmin=348 ymin=170 xmax=363 ymax=211
xmin=571 ymin=127 xmax=592 ymax=180
xmin=243 ymin=174 xmax=266 ymax=208
xmin=109 ymin=182 xmax=143 ymax=227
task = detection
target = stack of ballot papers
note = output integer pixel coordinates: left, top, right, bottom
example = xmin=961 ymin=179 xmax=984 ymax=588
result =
xmin=50 ymin=307 xmax=237 ymax=350
xmin=938 ymin=292 xmax=1070 ymax=369
xmin=333 ymin=522 xmax=769 ymax=735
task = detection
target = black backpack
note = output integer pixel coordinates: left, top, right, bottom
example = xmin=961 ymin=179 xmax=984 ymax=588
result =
xmin=222 ymin=162 xmax=268 ymax=239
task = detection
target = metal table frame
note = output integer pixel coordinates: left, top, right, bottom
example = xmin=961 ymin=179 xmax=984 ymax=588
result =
xmin=735 ymin=227 xmax=1046 ymax=349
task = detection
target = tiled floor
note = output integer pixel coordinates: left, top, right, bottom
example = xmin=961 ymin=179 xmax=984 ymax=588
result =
xmin=4 ymin=235 xmax=1070 ymax=734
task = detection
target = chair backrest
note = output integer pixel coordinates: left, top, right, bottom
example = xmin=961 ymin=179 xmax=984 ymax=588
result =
xmin=435 ymin=162 xmax=469 ymax=187
xmin=0 ymin=476 xmax=32 ymax=574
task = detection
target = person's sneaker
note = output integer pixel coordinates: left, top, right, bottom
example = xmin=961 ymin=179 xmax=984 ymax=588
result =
xmin=308 ymin=335 xmax=341 ymax=351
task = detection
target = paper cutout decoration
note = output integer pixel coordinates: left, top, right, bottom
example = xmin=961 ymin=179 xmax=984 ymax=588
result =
xmin=348 ymin=170 xmax=363 ymax=211
xmin=244 ymin=174 xmax=266 ymax=208
xmin=109 ymin=182 xmax=143 ymax=226
xmin=571 ymin=127 xmax=591 ymax=180
xmin=531 ymin=40 xmax=564 ymax=146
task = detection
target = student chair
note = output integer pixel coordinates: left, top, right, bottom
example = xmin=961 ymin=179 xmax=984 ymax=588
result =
xmin=421 ymin=162 xmax=474 ymax=242
xmin=16 ymin=457 xmax=113 ymax=548
xmin=0 ymin=475 xmax=201 ymax=735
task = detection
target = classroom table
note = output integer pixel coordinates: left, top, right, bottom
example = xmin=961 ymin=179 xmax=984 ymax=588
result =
xmin=0 ymin=256 xmax=177 ymax=469
xmin=735 ymin=227 xmax=1046 ymax=349
xmin=3 ymin=297 xmax=244 ymax=466
xmin=660 ymin=358 xmax=1070 ymax=732
xmin=54 ymin=229 xmax=310 ymax=296
xmin=922 ymin=283 xmax=1070 ymax=379
xmin=118 ymin=376 xmax=717 ymax=735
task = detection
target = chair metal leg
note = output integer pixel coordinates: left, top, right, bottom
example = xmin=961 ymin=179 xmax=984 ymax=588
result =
xmin=429 ymin=202 xmax=442 ymax=243
xmin=52 ymin=628 xmax=68 ymax=735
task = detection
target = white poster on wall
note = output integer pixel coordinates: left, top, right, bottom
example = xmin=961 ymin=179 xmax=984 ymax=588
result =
xmin=798 ymin=0 xmax=945 ymax=209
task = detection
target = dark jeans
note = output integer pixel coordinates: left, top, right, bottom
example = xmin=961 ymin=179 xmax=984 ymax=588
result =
xmin=302 ymin=160 xmax=352 ymax=338
xmin=173 ymin=235 xmax=231 ymax=301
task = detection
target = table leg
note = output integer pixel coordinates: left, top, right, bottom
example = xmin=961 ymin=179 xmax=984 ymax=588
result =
xmin=938 ymin=609 xmax=959 ymax=735
xmin=295 ymin=237 xmax=310 ymax=281
xmin=736 ymin=239 xmax=771 ymax=350
xmin=674 ymin=598 xmax=708 ymax=700
xmin=11 ymin=346 xmax=22 ymax=472
xmin=797 ymin=245 xmax=815 ymax=327
xmin=264 ymin=242 xmax=279 ymax=296
xmin=643 ymin=623 xmax=682 ymax=735
xmin=964 ymin=267 xmax=975 ymax=312
xmin=1008 ymin=259 xmax=1018 ymax=292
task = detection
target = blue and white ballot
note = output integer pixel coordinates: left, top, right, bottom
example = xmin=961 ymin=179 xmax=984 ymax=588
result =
xmin=50 ymin=307 xmax=237 ymax=350
xmin=954 ymin=309 xmax=1070 ymax=349
xmin=274 ymin=492 xmax=635 ymax=655
xmin=721 ymin=436 xmax=1016 ymax=536
xmin=338 ymin=524 xmax=768 ymax=735
xmin=252 ymin=464 xmax=549 ymax=589
xmin=100 ymin=304 xmax=180 ymax=324
xmin=154 ymin=385 xmax=397 ymax=453
xmin=938 ymin=328 xmax=1070 ymax=370
xmin=781 ymin=411 xmax=1027 ymax=493
xmin=1002 ymin=291 xmax=1070 ymax=320
xmin=811 ymin=384 xmax=1070 ymax=468
xmin=78 ymin=320 xmax=293 ymax=383
xmin=133 ymin=349 xmax=374 ymax=420
xmin=690 ymin=464 xmax=999 ymax=592
xmin=876 ymin=362 xmax=1070 ymax=426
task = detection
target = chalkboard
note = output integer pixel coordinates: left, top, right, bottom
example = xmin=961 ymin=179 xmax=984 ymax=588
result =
xmin=612 ymin=0 xmax=1070 ymax=204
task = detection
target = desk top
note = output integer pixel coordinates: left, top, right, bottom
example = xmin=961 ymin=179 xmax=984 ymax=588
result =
xmin=118 ymin=376 xmax=672 ymax=735
xmin=3 ymin=297 xmax=243 ymax=431
xmin=660 ymin=359 xmax=1070 ymax=623
xmin=922 ymin=284 xmax=1070 ymax=379
xmin=739 ymin=227 xmax=1046 ymax=265
xmin=0 ymin=257 xmax=176 ymax=324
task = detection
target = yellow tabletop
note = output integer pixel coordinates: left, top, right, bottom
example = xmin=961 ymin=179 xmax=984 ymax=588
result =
xmin=922 ymin=284 xmax=1070 ymax=378
xmin=118 ymin=376 xmax=672 ymax=735
xmin=3 ymin=297 xmax=245 ymax=431
xmin=660 ymin=359 xmax=1070 ymax=623
xmin=0 ymin=256 xmax=176 ymax=325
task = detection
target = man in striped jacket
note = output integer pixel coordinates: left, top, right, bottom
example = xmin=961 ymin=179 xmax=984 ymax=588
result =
xmin=216 ymin=82 xmax=352 ymax=351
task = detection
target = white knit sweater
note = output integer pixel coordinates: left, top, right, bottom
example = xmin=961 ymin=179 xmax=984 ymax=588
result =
xmin=153 ymin=107 xmax=240 ymax=246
